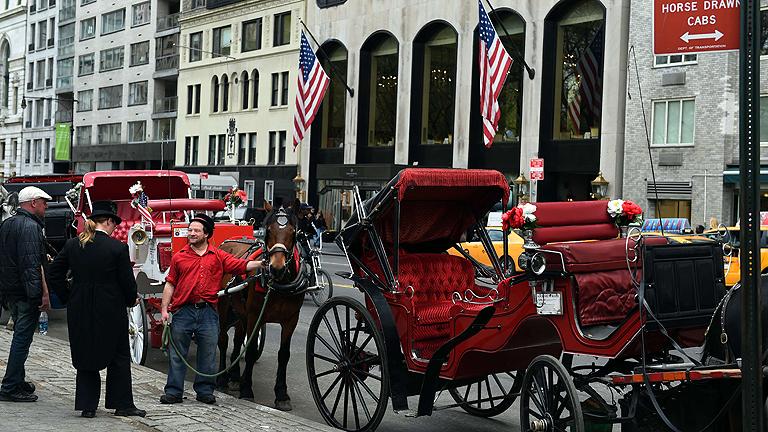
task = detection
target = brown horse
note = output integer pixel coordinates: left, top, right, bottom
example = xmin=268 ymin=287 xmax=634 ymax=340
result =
xmin=217 ymin=202 xmax=306 ymax=411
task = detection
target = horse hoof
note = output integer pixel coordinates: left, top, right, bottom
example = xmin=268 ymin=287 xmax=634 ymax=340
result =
xmin=228 ymin=381 xmax=240 ymax=391
xmin=275 ymin=399 xmax=293 ymax=411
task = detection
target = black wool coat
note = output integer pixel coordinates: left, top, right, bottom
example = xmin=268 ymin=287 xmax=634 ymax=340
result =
xmin=47 ymin=231 xmax=137 ymax=371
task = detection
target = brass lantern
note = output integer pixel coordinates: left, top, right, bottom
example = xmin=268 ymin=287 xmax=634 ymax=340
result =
xmin=292 ymin=173 xmax=305 ymax=202
xmin=512 ymin=173 xmax=530 ymax=204
xmin=590 ymin=172 xmax=609 ymax=200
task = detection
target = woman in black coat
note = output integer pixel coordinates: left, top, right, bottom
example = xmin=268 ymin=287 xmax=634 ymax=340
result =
xmin=47 ymin=201 xmax=145 ymax=418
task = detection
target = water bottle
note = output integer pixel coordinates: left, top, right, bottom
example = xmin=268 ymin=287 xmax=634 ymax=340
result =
xmin=38 ymin=312 xmax=48 ymax=335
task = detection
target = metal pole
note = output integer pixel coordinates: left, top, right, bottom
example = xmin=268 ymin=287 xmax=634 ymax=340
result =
xmin=739 ymin=1 xmax=764 ymax=429
xmin=298 ymin=19 xmax=355 ymax=97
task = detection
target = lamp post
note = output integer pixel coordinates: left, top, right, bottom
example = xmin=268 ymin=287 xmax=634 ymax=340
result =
xmin=226 ymin=117 xmax=237 ymax=158
xmin=590 ymin=172 xmax=610 ymax=200
xmin=512 ymin=173 xmax=530 ymax=204
xmin=293 ymin=173 xmax=305 ymax=202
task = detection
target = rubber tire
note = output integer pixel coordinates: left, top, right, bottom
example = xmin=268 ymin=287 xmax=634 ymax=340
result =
xmin=128 ymin=299 xmax=149 ymax=365
xmin=520 ymin=355 xmax=584 ymax=432
xmin=310 ymin=269 xmax=335 ymax=307
xmin=448 ymin=370 xmax=523 ymax=417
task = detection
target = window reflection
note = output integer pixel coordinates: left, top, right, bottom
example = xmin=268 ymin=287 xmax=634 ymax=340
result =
xmin=419 ymin=26 xmax=457 ymax=145
xmin=493 ymin=12 xmax=524 ymax=145
xmin=318 ymin=43 xmax=347 ymax=149
xmin=364 ymin=35 xmax=398 ymax=148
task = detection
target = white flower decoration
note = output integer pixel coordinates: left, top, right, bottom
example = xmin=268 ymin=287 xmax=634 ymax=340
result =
xmin=129 ymin=181 xmax=144 ymax=195
xmin=521 ymin=203 xmax=537 ymax=215
xmin=607 ymin=199 xmax=624 ymax=218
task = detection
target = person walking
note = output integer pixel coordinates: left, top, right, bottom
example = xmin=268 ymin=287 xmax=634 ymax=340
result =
xmin=314 ymin=212 xmax=327 ymax=249
xmin=0 ymin=186 xmax=51 ymax=403
xmin=46 ymin=201 xmax=146 ymax=418
xmin=159 ymin=214 xmax=264 ymax=405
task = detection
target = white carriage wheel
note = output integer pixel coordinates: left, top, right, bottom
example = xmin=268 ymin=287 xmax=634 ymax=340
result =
xmin=127 ymin=298 xmax=149 ymax=365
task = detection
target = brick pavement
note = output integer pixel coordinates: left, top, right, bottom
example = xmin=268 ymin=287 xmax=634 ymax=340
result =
xmin=0 ymin=328 xmax=335 ymax=432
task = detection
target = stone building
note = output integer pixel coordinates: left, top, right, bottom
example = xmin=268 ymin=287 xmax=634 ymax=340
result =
xmin=0 ymin=0 xmax=28 ymax=179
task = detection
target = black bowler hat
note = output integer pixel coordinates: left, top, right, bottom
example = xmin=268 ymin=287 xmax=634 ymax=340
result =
xmin=190 ymin=213 xmax=215 ymax=237
xmin=89 ymin=201 xmax=122 ymax=225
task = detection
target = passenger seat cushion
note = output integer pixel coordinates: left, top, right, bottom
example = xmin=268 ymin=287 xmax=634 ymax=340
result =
xmin=574 ymin=270 xmax=639 ymax=326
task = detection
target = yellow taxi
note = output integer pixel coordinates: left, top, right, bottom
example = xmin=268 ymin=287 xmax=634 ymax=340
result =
xmin=702 ymin=226 xmax=768 ymax=287
xmin=450 ymin=227 xmax=524 ymax=272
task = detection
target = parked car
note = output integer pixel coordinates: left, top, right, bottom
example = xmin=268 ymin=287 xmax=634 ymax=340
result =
xmin=449 ymin=226 xmax=524 ymax=272
xmin=702 ymin=226 xmax=768 ymax=287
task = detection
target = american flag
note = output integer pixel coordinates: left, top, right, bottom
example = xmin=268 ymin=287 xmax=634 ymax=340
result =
xmin=133 ymin=192 xmax=155 ymax=226
xmin=478 ymin=0 xmax=513 ymax=148
xmin=568 ymin=26 xmax=604 ymax=134
xmin=292 ymin=31 xmax=330 ymax=148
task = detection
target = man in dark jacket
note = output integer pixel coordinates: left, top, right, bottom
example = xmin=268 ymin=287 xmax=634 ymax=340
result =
xmin=0 ymin=186 xmax=51 ymax=402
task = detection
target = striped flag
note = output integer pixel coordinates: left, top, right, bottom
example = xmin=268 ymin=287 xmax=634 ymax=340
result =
xmin=568 ymin=26 xmax=604 ymax=134
xmin=478 ymin=0 xmax=513 ymax=148
xmin=292 ymin=31 xmax=331 ymax=148
xmin=133 ymin=192 xmax=155 ymax=226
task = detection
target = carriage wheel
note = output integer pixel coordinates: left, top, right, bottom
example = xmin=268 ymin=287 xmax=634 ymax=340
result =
xmin=127 ymin=298 xmax=148 ymax=365
xmin=448 ymin=370 xmax=523 ymax=417
xmin=306 ymin=297 xmax=389 ymax=432
xmin=520 ymin=355 xmax=584 ymax=432
xmin=310 ymin=269 xmax=334 ymax=307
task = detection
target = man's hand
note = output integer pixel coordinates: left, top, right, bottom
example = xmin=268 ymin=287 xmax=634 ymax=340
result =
xmin=161 ymin=308 xmax=170 ymax=324
xmin=39 ymin=294 xmax=50 ymax=312
xmin=246 ymin=259 xmax=266 ymax=272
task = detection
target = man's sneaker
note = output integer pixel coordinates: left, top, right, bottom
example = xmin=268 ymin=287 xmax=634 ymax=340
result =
xmin=0 ymin=390 xmax=37 ymax=402
xmin=159 ymin=394 xmax=183 ymax=404
xmin=196 ymin=394 xmax=216 ymax=405
xmin=19 ymin=382 xmax=35 ymax=394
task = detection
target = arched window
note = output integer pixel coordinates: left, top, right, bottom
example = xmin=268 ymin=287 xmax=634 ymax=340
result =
xmin=314 ymin=41 xmax=347 ymax=149
xmin=357 ymin=32 xmax=399 ymax=156
xmin=0 ymin=42 xmax=9 ymax=110
xmin=241 ymin=71 xmax=249 ymax=110
xmin=211 ymin=75 xmax=219 ymax=113
xmin=221 ymin=74 xmax=229 ymax=112
xmin=251 ymin=69 xmax=259 ymax=109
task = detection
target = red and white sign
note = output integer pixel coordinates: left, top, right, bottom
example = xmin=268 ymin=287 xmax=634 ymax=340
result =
xmin=200 ymin=172 xmax=209 ymax=180
xmin=654 ymin=0 xmax=740 ymax=55
xmin=530 ymin=158 xmax=544 ymax=181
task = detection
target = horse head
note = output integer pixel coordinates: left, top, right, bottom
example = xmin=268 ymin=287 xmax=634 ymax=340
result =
xmin=263 ymin=201 xmax=298 ymax=283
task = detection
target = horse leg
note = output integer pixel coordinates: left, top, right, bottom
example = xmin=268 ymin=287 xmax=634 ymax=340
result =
xmin=227 ymin=319 xmax=245 ymax=389
xmin=274 ymin=315 xmax=299 ymax=411
xmin=216 ymin=305 xmax=231 ymax=389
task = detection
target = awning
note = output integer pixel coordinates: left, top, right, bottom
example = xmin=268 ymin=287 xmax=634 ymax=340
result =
xmin=187 ymin=174 xmax=237 ymax=191
xmin=723 ymin=169 xmax=768 ymax=184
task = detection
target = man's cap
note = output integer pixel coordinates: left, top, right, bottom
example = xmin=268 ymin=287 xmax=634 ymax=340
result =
xmin=18 ymin=186 xmax=52 ymax=203
xmin=190 ymin=213 xmax=215 ymax=237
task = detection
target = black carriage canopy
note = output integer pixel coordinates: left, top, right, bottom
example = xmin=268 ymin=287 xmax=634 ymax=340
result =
xmin=340 ymin=168 xmax=510 ymax=254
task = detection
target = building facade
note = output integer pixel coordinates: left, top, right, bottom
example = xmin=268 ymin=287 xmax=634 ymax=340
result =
xmin=68 ymin=0 xmax=178 ymax=172
xmin=305 ymin=0 xmax=631 ymax=229
xmin=173 ymin=0 xmax=302 ymax=207
xmin=0 ymin=0 xmax=27 ymax=179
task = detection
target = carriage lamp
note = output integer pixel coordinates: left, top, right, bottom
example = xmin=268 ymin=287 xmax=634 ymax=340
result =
xmin=590 ymin=172 xmax=609 ymax=200
xmin=293 ymin=173 xmax=305 ymax=201
xmin=226 ymin=118 xmax=237 ymax=158
xmin=512 ymin=173 xmax=530 ymax=204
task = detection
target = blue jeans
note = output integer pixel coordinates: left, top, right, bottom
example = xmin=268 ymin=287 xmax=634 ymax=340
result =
xmin=164 ymin=304 xmax=219 ymax=398
xmin=1 ymin=300 xmax=40 ymax=393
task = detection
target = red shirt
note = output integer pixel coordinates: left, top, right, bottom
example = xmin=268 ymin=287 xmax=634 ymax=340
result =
xmin=165 ymin=244 xmax=248 ymax=312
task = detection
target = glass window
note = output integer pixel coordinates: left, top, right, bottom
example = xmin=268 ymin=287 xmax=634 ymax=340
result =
xmin=242 ymin=18 xmax=262 ymax=52
xmin=251 ymin=70 xmax=259 ymax=109
xmin=77 ymin=89 xmax=93 ymax=111
xmin=654 ymin=53 xmax=697 ymax=67
xmin=317 ymin=44 xmax=347 ymax=149
xmin=212 ymin=26 xmax=231 ymax=57
xmin=131 ymin=2 xmax=149 ymax=27
xmin=78 ymin=53 xmax=93 ymax=76
xmin=101 ymin=9 xmax=125 ymax=34
xmin=271 ymin=72 xmax=278 ymax=106
xmin=33 ymin=139 xmax=41 ymax=163
xmin=760 ymin=9 xmax=768 ymax=56
xmin=278 ymin=130 xmax=286 ymax=164
xmin=99 ymin=46 xmax=124 ymax=71
xmin=56 ymin=57 xmax=73 ymax=79
xmin=130 ymin=41 xmax=149 ymax=66
xmin=268 ymin=131 xmax=276 ymax=164
xmin=35 ymin=60 xmax=45 ymax=88
xmin=79 ymin=17 xmax=95 ymax=40
xmin=759 ymin=95 xmax=768 ymax=143
xmin=98 ymin=84 xmax=122 ymax=109
xmin=128 ymin=81 xmax=147 ymax=105
xmin=553 ymin=1 xmax=604 ymax=140
xmin=241 ymin=71 xmax=249 ymax=109
xmin=191 ymin=136 xmax=199 ymax=165
xmin=153 ymin=118 xmax=175 ymax=141
xmin=280 ymin=71 xmax=289 ymax=105
xmin=189 ymin=32 xmax=202 ymax=62
xmin=187 ymin=85 xmax=194 ymax=114
xmin=651 ymin=98 xmax=695 ymax=146
xmin=361 ymin=35 xmax=398 ymax=147
xmin=217 ymin=134 xmax=225 ymax=164
xmin=208 ymin=135 xmax=216 ymax=164
xmin=248 ymin=132 xmax=256 ymax=164
xmin=221 ymin=75 xmax=229 ymax=111
xmin=194 ymin=84 xmax=201 ymax=113
xmin=44 ymin=138 xmax=50 ymax=163
xmin=128 ymin=121 xmax=146 ymax=142
xmin=76 ymin=126 xmax=91 ymax=146
xmin=237 ymin=133 xmax=246 ymax=164
xmin=38 ymin=19 xmax=47 ymax=49
xmin=273 ymin=12 xmax=291 ymax=47
xmin=98 ymin=123 xmax=121 ymax=144
xmin=416 ymin=26 xmax=457 ymax=145
xmin=488 ymin=12 xmax=524 ymax=145
xmin=184 ymin=136 xmax=191 ymax=165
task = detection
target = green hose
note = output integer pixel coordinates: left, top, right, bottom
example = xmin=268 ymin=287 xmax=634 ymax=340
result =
xmin=161 ymin=290 xmax=272 ymax=378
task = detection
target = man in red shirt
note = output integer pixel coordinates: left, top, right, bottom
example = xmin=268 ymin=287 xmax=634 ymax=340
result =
xmin=159 ymin=214 xmax=263 ymax=405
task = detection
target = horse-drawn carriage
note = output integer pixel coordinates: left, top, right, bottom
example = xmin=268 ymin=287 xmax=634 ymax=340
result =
xmin=306 ymin=168 xmax=754 ymax=431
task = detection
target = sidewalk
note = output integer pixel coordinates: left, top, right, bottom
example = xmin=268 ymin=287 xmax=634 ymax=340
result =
xmin=0 ymin=328 xmax=335 ymax=432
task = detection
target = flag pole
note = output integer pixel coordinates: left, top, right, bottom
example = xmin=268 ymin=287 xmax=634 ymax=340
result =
xmin=483 ymin=0 xmax=535 ymax=80
xmin=299 ymin=19 xmax=355 ymax=97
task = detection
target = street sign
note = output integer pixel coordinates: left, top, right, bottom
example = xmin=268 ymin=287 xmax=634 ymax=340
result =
xmin=200 ymin=172 xmax=209 ymax=180
xmin=530 ymin=158 xmax=544 ymax=181
xmin=653 ymin=0 xmax=740 ymax=55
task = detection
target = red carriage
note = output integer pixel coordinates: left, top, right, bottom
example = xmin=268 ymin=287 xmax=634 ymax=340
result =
xmin=306 ymin=168 xmax=745 ymax=431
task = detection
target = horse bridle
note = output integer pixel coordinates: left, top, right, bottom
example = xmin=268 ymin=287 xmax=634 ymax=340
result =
xmin=265 ymin=208 xmax=299 ymax=279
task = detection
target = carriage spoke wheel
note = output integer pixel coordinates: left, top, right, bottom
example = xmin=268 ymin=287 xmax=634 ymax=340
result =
xmin=127 ymin=298 xmax=148 ymax=365
xmin=448 ymin=370 xmax=523 ymax=417
xmin=310 ymin=269 xmax=334 ymax=307
xmin=306 ymin=297 xmax=389 ymax=432
xmin=520 ymin=355 xmax=584 ymax=432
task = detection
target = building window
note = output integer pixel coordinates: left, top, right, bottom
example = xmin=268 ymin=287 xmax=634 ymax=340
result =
xmin=208 ymin=135 xmax=215 ymax=164
xmin=278 ymin=130 xmax=286 ymax=164
xmin=128 ymin=81 xmax=147 ymax=105
xmin=77 ymin=89 xmax=92 ymax=111
xmin=191 ymin=136 xmax=199 ymax=165
xmin=98 ymin=84 xmax=123 ymax=109
xmin=33 ymin=139 xmax=41 ymax=163
xmin=78 ymin=53 xmax=94 ymax=76
xmin=99 ymin=46 xmax=124 ymax=71
xmin=280 ymin=71 xmax=289 ymax=105
xmin=187 ymin=85 xmax=194 ymax=114
xmin=35 ymin=60 xmax=45 ymax=88
xmin=101 ymin=8 xmax=125 ymax=35
xmin=128 ymin=120 xmax=146 ymax=142
xmin=251 ymin=69 xmax=259 ymax=108
xmin=44 ymin=138 xmax=50 ymax=163
xmin=242 ymin=18 xmax=262 ymax=52
xmin=184 ymin=136 xmax=191 ymax=165
xmin=264 ymin=180 xmax=274 ymax=204
xmin=76 ymin=126 xmax=91 ymax=146
xmin=46 ymin=59 xmax=53 ymax=87
xmin=131 ymin=1 xmax=149 ymax=27
xmin=153 ymin=118 xmax=175 ymax=141
xmin=24 ymin=140 xmax=30 ymax=164
xmin=316 ymin=42 xmax=347 ymax=149
xmin=217 ymin=134 xmax=225 ymax=165
xmin=211 ymin=75 xmax=219 ymax=112
xmin=221 ymin=74 xmax=229 ymax=111
xmin=760 ymin=9 xmax=768 ymax=56
xmin=237 ymin=133 xmax=246 ymax=164
xmin=359 ymin=33 xmax=398 ymax=148
xmin=241 ymin=71 xmax=249 ymax=109
xmin=655 ymin=199 xmax=691 ymax=220
xmin=758 ymin=95 xmax=768 ymax=143
xmin=413 ymin=24 xmax=457 ymax=146
xmin=654 ymin=53 xmax=697 ymax=67
xmin=212 ymin=26 xmax=231 ymax=57
xmin=97 ymin=122 xmax=121 ymax=144
xmin=271 ymin=73 xmax=278 ymax=106
xmin=189 ymin=32 xmax=202 ymax=62
xmin=273 ymin=11 xmax=291 ymax=47
xmin=268 ymin=131 xmax=285 ymax=164
xmin=268 ymin=131 xmax=276 ymax=164
xmin=194 ymin=84 xmax=201 ymax=113
xmin=248 ymin=132 xmax=256 ymax=164
xmin=651 ymin=98 xmax=695 ymax=146
xmin=130 ymin=41 xmax=149 ymax=66
xmin=38 ymin=19 xmax=47 ymax=49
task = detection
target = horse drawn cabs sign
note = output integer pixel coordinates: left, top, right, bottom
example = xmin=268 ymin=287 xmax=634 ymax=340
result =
xmin=306 ymin=168 xmax=751 ymax=431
